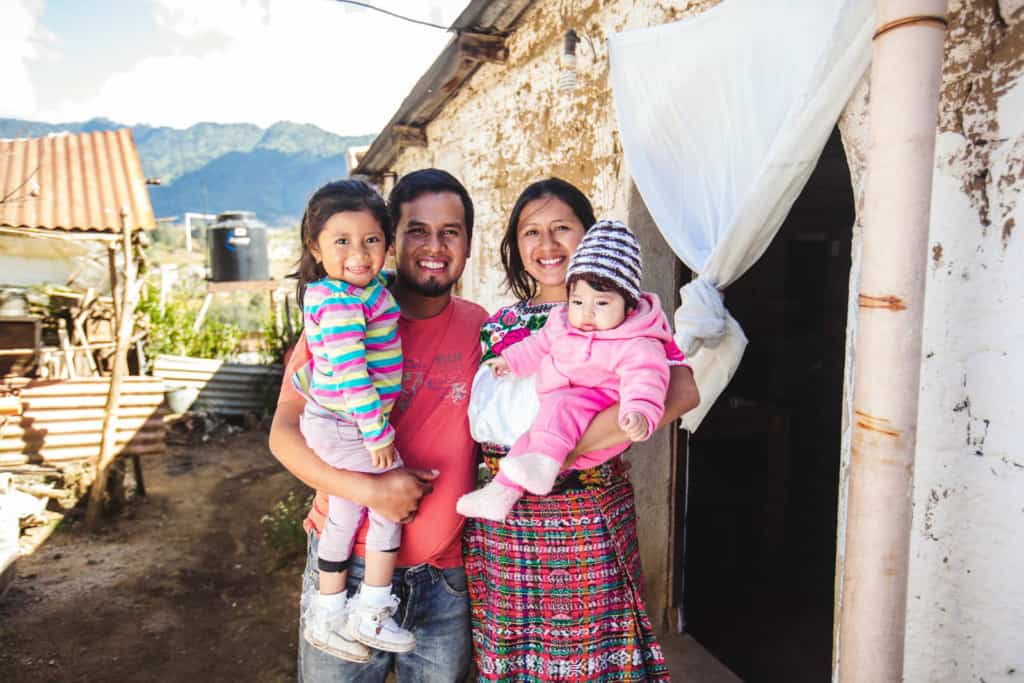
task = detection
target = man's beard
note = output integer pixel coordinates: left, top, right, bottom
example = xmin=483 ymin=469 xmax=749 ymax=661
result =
xmin=397 ymin=266 xmax=455 ymax=297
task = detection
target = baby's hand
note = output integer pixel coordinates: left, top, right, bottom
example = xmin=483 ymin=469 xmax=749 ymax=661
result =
xmin=370 ymin=444 xmax=395 ymax=469
xmin=485 ymin=356 xmax=511 ymax=378
xmin=620 ymin=412 xmax=650 ymax=442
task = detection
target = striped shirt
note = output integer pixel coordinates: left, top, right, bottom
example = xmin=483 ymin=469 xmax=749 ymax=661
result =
xmin=293 ymin=274 xmax=402 ymax=448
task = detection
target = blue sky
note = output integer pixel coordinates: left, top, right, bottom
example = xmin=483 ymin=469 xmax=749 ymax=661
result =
xmin=2 ymin=0 xmax=469 ymax=135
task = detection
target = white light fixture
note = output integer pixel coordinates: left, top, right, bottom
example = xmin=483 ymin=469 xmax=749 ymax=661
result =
xmin=559 ymin=30 xmax=579 ymax=92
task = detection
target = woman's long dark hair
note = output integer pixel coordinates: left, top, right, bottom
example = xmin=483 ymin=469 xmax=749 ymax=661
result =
xmin=292 ymin=179 xmax=391 ymax=307
xmin=500 ymin=178 xmax=596 ymax=302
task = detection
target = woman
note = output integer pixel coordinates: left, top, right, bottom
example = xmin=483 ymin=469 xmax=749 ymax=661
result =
xmin=463 ymin=178 xmax=700 ymax=681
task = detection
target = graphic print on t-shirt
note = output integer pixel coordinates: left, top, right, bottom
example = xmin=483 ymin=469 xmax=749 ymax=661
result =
xmin=394 ymin=352 xmax=469 ymax=415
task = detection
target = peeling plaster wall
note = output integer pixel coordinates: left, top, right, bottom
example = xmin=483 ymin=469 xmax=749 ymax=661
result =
xmin=389 ymin=0 xmax=720 ymax=315
xmin=907 ymin=1 xmax=1024 ymax=679
xmin=386 ymin=0 xmax=720 ymax=630
xmin=837 ymin=2 xmax=1024 ymax=680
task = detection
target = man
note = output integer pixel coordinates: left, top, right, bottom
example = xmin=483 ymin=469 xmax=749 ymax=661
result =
xmin=269 ymin=168 xmax=488 ymax=682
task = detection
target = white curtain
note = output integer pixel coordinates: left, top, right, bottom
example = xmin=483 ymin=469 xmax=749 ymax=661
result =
xmin=609 ymin=0 xmax=873 ymax=431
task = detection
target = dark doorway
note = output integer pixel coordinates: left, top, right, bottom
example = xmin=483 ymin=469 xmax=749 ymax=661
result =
xmin=679 ymin=128 xmax=854 ymax=682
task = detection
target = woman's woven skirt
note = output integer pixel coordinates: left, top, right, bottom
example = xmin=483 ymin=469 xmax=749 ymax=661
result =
xmin=463 ymin=477 xmax=670 ymax=682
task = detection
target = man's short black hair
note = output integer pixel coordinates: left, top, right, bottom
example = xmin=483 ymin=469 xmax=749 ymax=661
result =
xmin=387 ymin=169 xmax=474 ymax=246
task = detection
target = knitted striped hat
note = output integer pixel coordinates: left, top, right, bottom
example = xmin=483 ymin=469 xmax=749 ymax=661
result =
xmin=565 ymin=219 xmax=643 ymax=305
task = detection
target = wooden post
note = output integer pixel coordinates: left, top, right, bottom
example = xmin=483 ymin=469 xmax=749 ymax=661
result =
xmin=192 ymin=292 xmax=214 ymax=332
xmin=86 ymin=212 xmax=136 ymax=529
xmin=56 ymin=319 xmax=77 ymax=379
xmin=74 ymin=287 xmax=100 ymax=376
xmin=283 ymin=292 xmax=293 ymax=338
xmin=107 ymin=246 xmax=120 ymax=329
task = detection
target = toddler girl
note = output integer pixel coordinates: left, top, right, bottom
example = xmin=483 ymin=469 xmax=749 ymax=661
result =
xmin=292 ymin=180 xmax=414 ymax=661
xmin=457 ymin=220 xmax=672 ymax=520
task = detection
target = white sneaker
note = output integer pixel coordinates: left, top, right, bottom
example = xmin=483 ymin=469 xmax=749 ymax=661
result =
xmin=304 ymin=596 xmax=371 ymax=663
xmin=347 ymin=591 xmax=416 ymax=653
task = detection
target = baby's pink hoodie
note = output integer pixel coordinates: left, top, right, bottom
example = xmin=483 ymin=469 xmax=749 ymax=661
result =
xmin=501 ymin=292 xmax=674 ymax=437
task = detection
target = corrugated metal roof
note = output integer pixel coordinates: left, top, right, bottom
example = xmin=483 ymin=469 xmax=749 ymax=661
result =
xmin=0 ymin=129 xmax=155 ymax=234
xmin=353 ymin=0 xmax=536 ymax=176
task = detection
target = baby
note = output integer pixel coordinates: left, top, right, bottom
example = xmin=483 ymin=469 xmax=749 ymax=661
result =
xmin=457 ymin=220 xmax=672 ymax=520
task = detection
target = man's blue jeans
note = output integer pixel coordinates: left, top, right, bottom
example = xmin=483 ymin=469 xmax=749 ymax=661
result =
xmin=298 ymin=530 xmax=472 ymax=682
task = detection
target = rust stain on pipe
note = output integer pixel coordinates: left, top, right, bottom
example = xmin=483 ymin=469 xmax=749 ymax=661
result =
xmin=858 ymin=293 xmax=908 ymax=311
xmin=854 ymin=410 xmax=903 ymax=437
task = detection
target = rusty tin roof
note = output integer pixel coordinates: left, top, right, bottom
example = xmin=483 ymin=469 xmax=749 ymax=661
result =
xmin=0 ymin=128 xmax=155 ymax=235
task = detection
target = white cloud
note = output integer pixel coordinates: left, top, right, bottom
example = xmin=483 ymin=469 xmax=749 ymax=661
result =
xmin=36 ymin=0 xmax=469 ymax=135
xmin=151 ymin=0 xmax=269 ymax=41
xmin=0 ymin=0 xmax=59 ymax=120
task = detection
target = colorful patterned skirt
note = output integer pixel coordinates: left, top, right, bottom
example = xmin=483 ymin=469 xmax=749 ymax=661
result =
xmin=463 ymin=453 xmax=670 ymax=682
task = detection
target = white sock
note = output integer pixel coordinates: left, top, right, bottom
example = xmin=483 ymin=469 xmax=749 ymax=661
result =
xmin=318 ymin=591 xmax=347 ymax=613
xmin=359 ymin=582 xmax=394 ymax=607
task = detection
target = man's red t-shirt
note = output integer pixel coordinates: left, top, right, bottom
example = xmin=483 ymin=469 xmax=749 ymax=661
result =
xmin=279 ymin=296 xmax=487 ymax=568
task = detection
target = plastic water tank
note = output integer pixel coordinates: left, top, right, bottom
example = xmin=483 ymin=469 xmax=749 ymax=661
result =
xmin=208 ymin=211 xmax=269 ymax=282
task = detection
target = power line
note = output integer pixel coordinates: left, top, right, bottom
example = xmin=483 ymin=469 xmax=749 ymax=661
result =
xmin=333 ymin=1 xmax=450 ymax=30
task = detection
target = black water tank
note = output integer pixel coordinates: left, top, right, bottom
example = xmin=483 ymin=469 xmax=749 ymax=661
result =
xmin=208 ymin=211 xmax=269 ymax=282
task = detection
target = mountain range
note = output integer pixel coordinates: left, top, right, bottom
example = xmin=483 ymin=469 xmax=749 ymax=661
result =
xmin=0 ymin=117 xmax=375 ymax=226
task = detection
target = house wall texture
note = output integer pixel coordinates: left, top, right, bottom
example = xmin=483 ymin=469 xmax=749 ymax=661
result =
xmin=382 ymin=0 xmax=1024 ymax=669
xmin=837 ymin=1 xmax=1024 ymax=680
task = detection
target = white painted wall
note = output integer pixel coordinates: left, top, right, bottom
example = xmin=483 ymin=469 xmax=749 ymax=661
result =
xmin=903 ymin=91 xmax=1024 ymax=683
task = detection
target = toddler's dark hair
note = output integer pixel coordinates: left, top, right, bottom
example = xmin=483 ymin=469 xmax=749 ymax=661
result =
xmin=293 ymin=179 xmax=391 ymax=306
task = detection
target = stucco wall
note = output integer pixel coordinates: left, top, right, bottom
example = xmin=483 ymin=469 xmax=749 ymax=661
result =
xmin=389 ymin=0 xmax=720 ymax=315
xmin=386 ymin=0 xmax=719 ymax=629
xmin=908 ymin=1 xmax=1024 ymax=680
xmin=837 ymin=2 xmax=1024 ymax=680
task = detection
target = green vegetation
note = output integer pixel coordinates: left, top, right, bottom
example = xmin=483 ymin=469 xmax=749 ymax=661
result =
xmin=137 ymin=284 xmax=243 ymax=360
xmin=260 ymin=488 xmax=314 ymax=569
xmin=263 ymin=305 xmax=303 ymax=365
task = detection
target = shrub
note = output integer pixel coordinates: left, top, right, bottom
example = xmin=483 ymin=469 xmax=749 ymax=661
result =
xmin=260 ymin=488 xmax=313 ymax=569
xmin=137 ymin=284 xmax=243 ymax=360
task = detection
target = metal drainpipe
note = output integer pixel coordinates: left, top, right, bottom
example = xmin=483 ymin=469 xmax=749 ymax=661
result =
xmin=837 ymin=2 xmax=948 ymax=681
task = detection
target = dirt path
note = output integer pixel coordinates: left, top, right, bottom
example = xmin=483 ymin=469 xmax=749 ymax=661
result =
xmin=0 ymin=428 xmax=307 ymax=683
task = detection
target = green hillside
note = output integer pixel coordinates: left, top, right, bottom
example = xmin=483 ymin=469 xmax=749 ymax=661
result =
xmin=0 ymin=118 xmax=375 ymax=225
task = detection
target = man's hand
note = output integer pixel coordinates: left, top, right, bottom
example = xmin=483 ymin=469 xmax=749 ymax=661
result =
xmin=370 ymin=444 xmax=396 ymax=469
xmin=620 ymin=412 xmax=649 ymax=442
xmin=368 ymin=468 xmax=439 ymax=524
xmin=485 ymin=356 xmax=511 ymax=377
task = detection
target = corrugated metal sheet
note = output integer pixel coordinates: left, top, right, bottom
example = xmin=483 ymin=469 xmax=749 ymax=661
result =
xmin=152 ymin=355 xmax=282 ymax=415
xmin=0 ymin=129 xmax=155 ymax=233
xmin=0 ymin=377 xmax=167 ymax=466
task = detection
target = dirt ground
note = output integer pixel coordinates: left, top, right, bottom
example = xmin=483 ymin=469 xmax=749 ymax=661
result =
xmin=0 ymin=427 xmax=308 ymax=683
